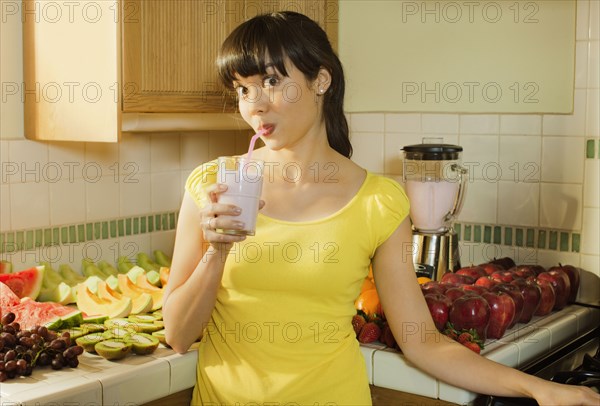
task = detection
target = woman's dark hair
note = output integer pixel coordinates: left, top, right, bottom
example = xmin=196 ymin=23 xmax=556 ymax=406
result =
xmin=217 ymin=11 xmax=352 ymax=158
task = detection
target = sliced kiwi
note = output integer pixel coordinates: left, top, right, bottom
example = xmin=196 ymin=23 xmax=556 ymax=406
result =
xmin=80 ymin=323 xmax=106 ymax=334
xmin=59 ymin=327 xmax=87 ymax=340
xmin=152 ymin=330 xmax=168 ymax=346
xmin=104 ymin=318 xmax=140 ymax=331
xmin=152 ymin=310 xmax=163 ymax=320
xmin=95 ymin=340 xmax=132 ymax=360
xmin=133 ymin=322 xmax=163 ymax=333
xmin=125 ymin=333 xmax=160 ymax=355
xmin=75 ymin=333 xmax=106 ymax=353
xmin=102 ymin=326 xmax=136 ymax=340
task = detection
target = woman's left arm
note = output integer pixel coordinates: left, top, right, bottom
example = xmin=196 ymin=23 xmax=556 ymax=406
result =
xmin=372 ymin=217 xmax=600 ymax=406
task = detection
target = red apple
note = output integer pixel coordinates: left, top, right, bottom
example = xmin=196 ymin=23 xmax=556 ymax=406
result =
xmin=491 ymin=283 xmax=524 ymax=328
xmin=537 ymin=270 xmax=571 ymax=310
xmin=456 ymin=266 xmax=487 ymax=279
xmin=424 ymin=293 xmax=453 ymax=331
xmin=440 ymin=272 xmax=476 ymax=285
xmin=534 ymin=279 xmax=556 ymax=316
xmin=420 ymin=281 xmax=449 ymax=296
xmin=462 ymin=284 xmax=489 ymax=296
xmin=491 ymin=271 xmax=516 ymax=283
xmin=549 ymin=264 xmax=580 ymax=303
xmin=449 ymin=295 xmax=491 ymax=340
xmin=482 ymin=291 xmax=516 ymax=339
xmin=510 ymin=265 xmax=539 ymax=279
xmin=444 ymin=287 xmax=467 ymax=303
xmin=479 ymin=262 xmax=504 ymax=275
xmin=511 ymin=279 xmax=542 ymax=323
xmin=488 ymin=257 xmax=517 ymax=270
xmin=475 ymin=276 xmax=498 ymax=289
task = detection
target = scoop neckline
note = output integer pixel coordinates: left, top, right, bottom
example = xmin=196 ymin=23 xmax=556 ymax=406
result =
xmin=258 ymin=171 xmax=371 ymax=225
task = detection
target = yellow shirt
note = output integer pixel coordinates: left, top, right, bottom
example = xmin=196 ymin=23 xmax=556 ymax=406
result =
xmin=185 ymin=162 xmax=410 ymax=405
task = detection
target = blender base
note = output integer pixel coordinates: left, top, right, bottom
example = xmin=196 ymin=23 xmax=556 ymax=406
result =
xmin=412 ymin=230 xmax=461 ymax=281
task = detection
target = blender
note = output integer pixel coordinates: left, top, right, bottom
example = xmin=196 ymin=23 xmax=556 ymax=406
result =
xmin=401 ymin=143 xmax=468 ymax=280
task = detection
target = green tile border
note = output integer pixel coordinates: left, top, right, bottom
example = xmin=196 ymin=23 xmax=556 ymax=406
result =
xmin=1 ymin=215 xmax=586 ymax=256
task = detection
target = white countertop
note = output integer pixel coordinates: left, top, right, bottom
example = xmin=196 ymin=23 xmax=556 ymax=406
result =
xmin=1 ymin=305 xmax=597 ymax=405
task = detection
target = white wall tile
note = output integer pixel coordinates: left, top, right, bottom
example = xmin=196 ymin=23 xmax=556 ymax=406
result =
xmin=0 ymin=184 xmax=10 ymax=231
xmin=587 ymin=89 xmax=599 ymax=137
xmin=119 ymin=173 xmax=151 ymax=217
xmin=180 ymin=132 xmax=209 ymax=170
xmin=150 ymin=134 xmax=180 ymax=172
xmin=584 ymin=159 xmax=599 ymax=207
xmin=208 ymin=132 xmax=238 ymax=161
xmin=460 ymin=135 xmax=499 ymax=181
xmin=350 ymin=132 xmax=384 ymax=173
xmin=422 ymin=114 xmax=458 ymax=134
xmin=49 ymin=180 xmax=86 ymax=226
xmin=590 ymin=0 xmax=599 ymax=40
xmin=0 ymin=141 xmax=8 ymax=184
xmin=47 ymin=142 xmax=85 ymax=182
xmin=384 ymin=114 xmax=421 ymax=133
xmin=419 ymin=134 xmax=459 ymax=147
xmin=350 ymin=113 xmax=384 ymax=132
xmin=588 ymin=41 xmax=599 ymax=88
xmin=499 ymin=135 xmax=541 ymax=182
xmin=151 ymin=172 xmax=183 ymax=212
xmin=575 ymin=41 xmax=589 ymax=89
xmin=579 ymin=254 xmax=600 ymax=302
xmin=10 ymin=181 xmax=50 ymax=229
xmin=459 ymin=115 xmax=499 ymax=135
xmin=542 ymin=89 xmax=587 ymax=136
xmin=457 ymin=180 xmax=497 ymax=224
xmin=7 ymin=140 xmax=48 ymax=184
xmin=577 ymin=0 xmax=590 ymax=40
xmin=536 ymin=250 xmax=581 ymax=269
xmin=500 ymin=115 xmax=542 ymax=135
xmin=150 ymin=231 xmax=176 ymax=257
xmin=120 ymin=133 xmax=151 ymax=174
xmin=497 ymin=181 xmax=540 ymax=227
xmin=84 ymin=142 xmax=119 ymax=179
xmin=539 ymin=183 xmax=583 ymax=230
xmin=581 ymin=207 xmax=600 ymax=255
xmin=541 ymin=137 xmax=585 ymax=183
xmin=85 ymin=176 xmax=119 ymax=222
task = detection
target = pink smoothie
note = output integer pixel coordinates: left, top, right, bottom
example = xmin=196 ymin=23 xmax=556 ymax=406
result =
xmin=406 ymin=179 xmax=460 ymax=232
xmin=217 ymin=158 xmax=264 ymax=236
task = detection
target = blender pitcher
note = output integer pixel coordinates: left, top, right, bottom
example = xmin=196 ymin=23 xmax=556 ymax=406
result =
xmin=401 ymin=143 xmax=468 ymax=280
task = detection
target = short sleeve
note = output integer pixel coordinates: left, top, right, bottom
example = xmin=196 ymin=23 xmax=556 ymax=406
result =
xmin=368 ymin=176 xmax=411 ymax=249
xmin=184 ymin=160 xmax=219 ymax=209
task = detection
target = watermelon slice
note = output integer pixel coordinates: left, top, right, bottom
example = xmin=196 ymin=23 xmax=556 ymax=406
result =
xmin=1 ymin=282 xmax=82 ymax=330
xmin=0 ymin=266 xmax=44 ymax=300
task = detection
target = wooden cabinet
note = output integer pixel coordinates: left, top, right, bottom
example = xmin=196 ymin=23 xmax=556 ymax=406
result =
xmin=122 ymin=0 xmax=338 ymax=113
xmin=23 ymin=0 xmax=338 ymax=141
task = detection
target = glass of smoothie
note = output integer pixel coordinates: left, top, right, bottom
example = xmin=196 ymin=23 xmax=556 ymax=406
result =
xmin=215 ymin=156 xmax=264 ymax=236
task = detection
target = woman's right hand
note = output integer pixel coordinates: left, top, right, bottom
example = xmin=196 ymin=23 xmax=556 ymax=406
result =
xmin=200 ymin=183 xmax=247 ymax=250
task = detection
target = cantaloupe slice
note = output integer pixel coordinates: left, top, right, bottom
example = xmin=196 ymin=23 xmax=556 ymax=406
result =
xmin=97 ymin=281 xmax=152 ymax=315
xmin=118 ymin=274 xmax=163 ymax=311
xmin=76 ymin=284 xmax=132 ymax=319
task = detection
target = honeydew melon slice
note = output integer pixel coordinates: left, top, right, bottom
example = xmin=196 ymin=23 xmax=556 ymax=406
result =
xmin=37 ymin=282 xmax=76 ymax=305
xmin=126 ymin=266 xmax=146 ymax=284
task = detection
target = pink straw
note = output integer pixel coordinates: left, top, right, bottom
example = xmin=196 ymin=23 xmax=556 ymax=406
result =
xmin=246 ymin=129 xmax=265 ymax=161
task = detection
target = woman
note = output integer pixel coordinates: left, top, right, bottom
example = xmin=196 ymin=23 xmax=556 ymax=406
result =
xmin=163 ymin=11 xmax=600 ymax=405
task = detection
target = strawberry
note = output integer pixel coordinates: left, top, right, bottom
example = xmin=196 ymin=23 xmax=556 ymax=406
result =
xmin=352 ymin=314 xmax=367 ymax=337
xmin=380 ymin=322 xmax=397 ymax=349
xmin=358 ymin=322 xmax=381 ymax=344
xmin=462 ymin=341 xmax=481 ymax=354
xmin=457 ymin=332 xmax=472 ymax=344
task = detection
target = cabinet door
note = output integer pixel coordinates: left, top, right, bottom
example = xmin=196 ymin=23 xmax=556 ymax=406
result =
xmin=122 ymin=0 xmax=244 ymax=113
xmin=122 ymin=0 xmax=338 ymax=114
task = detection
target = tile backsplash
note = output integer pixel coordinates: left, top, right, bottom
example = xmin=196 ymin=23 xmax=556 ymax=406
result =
xmin=0 ymin=1 xmax=598 ymax=304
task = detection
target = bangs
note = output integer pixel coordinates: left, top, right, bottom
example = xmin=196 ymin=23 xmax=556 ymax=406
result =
xmin=217 ymin=15 xmax=290 ymax=88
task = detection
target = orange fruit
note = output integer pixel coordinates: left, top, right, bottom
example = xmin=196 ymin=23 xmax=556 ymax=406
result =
xmin=354 ymin=288 xmax=382 ymax=316
xmin=417 ymin=276 xmax=432 ymax=285
xmin=367 ymin=265 xmax=374 ymax=280
xmin=360 ymin=277 xmax=376 ymax=293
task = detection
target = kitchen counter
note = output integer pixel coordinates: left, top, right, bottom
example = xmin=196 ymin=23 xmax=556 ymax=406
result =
xmin=0 ymin=305 xmax=597 ymax=405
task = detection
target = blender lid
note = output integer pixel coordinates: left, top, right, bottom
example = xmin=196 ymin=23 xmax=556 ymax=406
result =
xmin=402 ymin=143 xmax=463 ymax=160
